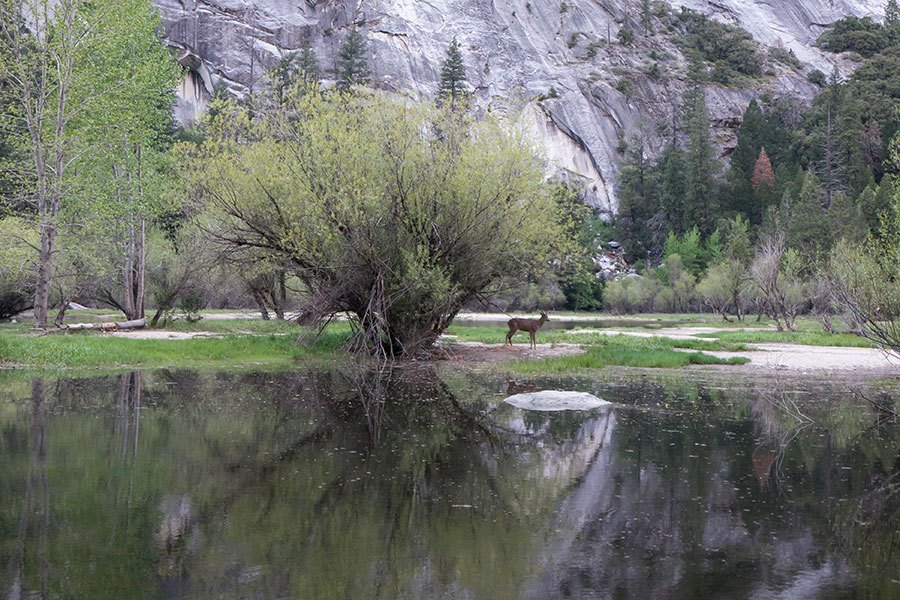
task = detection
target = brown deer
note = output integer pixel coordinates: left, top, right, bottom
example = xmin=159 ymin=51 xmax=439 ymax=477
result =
xmin=505 ymin=311 xmax=549 ymax=349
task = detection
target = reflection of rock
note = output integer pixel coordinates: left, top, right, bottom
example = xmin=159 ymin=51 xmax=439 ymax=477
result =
xmin=155 ymin=495 xmax=194 ymax=551
xmin=155 ymin=494 xmax=200 ymax=582
xmin=504 ymin=390 xmax=610 ymax=411
xmin=752 ymin=444 xmax=776 ymax=490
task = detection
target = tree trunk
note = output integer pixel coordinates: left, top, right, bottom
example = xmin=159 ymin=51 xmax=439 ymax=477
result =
xmin=33 ymin=220 xmax=56 ymax=329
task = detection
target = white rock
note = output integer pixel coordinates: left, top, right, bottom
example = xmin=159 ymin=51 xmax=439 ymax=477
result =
xmin=504 ymin=390 xmax=611 ymax=411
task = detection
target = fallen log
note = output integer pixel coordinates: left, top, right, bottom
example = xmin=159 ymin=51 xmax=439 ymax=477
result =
xmin=60 ymin=318 xmax=147 ymax=331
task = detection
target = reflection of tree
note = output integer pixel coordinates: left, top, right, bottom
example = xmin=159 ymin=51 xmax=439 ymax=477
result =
xmin=5 ymin=379 xmax=50 ymax=599
xmin=835 ymin=468 xmax=900 ymax=595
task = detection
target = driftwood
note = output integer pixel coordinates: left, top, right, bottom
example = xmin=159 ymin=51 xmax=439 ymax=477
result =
xmin=59 ymin=318 xmax=147 ymax=331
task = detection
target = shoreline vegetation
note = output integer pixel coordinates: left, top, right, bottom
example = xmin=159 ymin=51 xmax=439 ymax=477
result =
xmin=0 ymin=310 xmax=882 ymax=374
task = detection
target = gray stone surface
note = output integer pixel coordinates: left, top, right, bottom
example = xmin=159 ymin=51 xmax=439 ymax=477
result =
xmin=154 ymin=0 xmax=878 ymax=213
xmin=504 ymin=390 xmax=611 ymax=411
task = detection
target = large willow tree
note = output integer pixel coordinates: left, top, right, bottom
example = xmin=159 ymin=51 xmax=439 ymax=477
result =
xmin=190 ymin=91 xmax=564 ymax=356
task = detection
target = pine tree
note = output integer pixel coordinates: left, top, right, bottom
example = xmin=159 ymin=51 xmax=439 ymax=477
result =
xmin=297 ymin=42 xmax=320 ymax=85
xmin=751 ymin=147 xmax=775 ymax=189
xmin=887 ymin=0 xmax=899 ymax=26
xmin=616 ymin=139 xmax=656 ymax=261
xmin=336 ymin=28 xmax=369 ymax=90
xmin=438 ymin=37 xmax=467 ymax=106
xmin=682 ymin=53 xmax=718 ymax=235
xmin=640 ymin=0 xmax=653 ymax=33
xmin=787 ymin=171 xmax=829 ymax=257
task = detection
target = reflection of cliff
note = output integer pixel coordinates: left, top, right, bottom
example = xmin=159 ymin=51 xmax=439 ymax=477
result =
xmin=521 ymin=404 xmax=858 ymax=599
xmin=0 ymin=371 xmax=896 ymax=598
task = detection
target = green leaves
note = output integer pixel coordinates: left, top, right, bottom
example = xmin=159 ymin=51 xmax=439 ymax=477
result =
xmin=189 ymin=91 xmax=564 ymax=354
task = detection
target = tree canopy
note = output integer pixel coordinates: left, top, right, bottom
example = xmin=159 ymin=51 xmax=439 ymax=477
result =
xmin=187 ymin=91 xmax=565 ymax=356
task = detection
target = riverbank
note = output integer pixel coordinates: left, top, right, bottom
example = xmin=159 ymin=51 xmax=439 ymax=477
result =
xmin=0 ymin=310 xmax=892 ymax=376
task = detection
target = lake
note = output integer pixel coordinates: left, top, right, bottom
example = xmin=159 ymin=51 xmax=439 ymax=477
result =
xmin=1 ymin=367 xmax=897 ymax=599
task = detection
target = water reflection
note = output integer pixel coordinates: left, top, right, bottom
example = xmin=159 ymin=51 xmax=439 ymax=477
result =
xmin=0 ymin=369 xmax=897 ymax=599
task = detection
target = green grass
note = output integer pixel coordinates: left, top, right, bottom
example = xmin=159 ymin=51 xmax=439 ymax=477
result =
xmin=506 ymin=336 xmax=749 ymax=374
xmin=446 ymin=326 xmax=750 ymax=352
xmin=698 ymin=330 xmax=873 ymax=348
xmin=161 ymin=318 xmax=300 ymax=334
xmin=0 ymin=328 xmax=349 ymax=370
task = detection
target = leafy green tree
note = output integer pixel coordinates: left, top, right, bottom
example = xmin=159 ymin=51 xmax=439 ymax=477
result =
xmin=336 ymin=28 xmax=370 ymax=90
xmin=0 ymin=0 xmax=85 ymax=328
xmin=664 ymin=227 xmax=705 ymax=276
xmin=0 ymin=216 xmax=36 ymax=318
xmin=438 ymin=37 xmax=468 ymax=106
xmin=830 ymin=166 xmax=900 ymax=353
xmin=0 ymin=0 xmax=179 ymax=326
xmin=553 ymin=184 xmax=605 ymax=310
xmin=189 ymin=93 xmax=565 ymax=355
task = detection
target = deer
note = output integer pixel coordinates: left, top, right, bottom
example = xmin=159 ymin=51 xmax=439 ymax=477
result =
xmin=505 ymin=311 xmax=549 ymax=349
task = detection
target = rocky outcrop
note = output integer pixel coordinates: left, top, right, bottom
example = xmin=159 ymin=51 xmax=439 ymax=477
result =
xmin=154 ymin=0 xmax=879 ymax=213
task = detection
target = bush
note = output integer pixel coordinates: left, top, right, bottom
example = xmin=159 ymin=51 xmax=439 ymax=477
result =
xmin=807 ymin=68 xmax=826 ymax=86
xmin=0 ymin=217 xmax=37 ymax=320
xmin=674 ymin=8 xmax=761 ymax=82
xmin=189 ymin=92 xmax=565 ymax=355
xmin=816 ymin=17 xmax=895 ymax=59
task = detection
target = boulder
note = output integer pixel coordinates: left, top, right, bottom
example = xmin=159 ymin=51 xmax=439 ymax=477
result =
xmin=504 ymin=390 xmax=611 ymax=411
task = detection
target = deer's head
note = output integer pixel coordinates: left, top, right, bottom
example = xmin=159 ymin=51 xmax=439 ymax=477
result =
xmin=539 ymin=311 xmax=549 ymax=322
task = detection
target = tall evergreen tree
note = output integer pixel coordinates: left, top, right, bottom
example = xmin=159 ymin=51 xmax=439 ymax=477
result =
xmin=297 ymin=42 xmax=320 ymax=86
xmin=887 ymin=0 xmax=899 ymax=26
xmin=616 ymin=139 xmax=656 ymax=261
xmin=640 ymin=0 xmax=653 ymax=33
xmin=751 ymin=147 xmax=775 ymax=190
xmin=438 ymin=37 xmax=467 ymax=106
xmin=682 ymin=54 xmax=718 ymax=235
xmin=336 ymin=28 xmax=369 ymax=90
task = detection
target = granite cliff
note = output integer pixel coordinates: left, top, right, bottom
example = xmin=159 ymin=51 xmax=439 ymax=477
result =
xmin=156 ymin=0 xmax=879 ymax=213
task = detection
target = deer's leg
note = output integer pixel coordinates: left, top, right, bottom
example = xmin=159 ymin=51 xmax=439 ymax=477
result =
xmin=530 ymin=331 xmax=536 ymax=349
xmin=506 ymin=328 xmax=514 ymax=346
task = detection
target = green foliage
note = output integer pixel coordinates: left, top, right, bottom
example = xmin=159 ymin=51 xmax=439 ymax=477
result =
xmin=553 ymin=184 xmax=605 ymax=310
xmin=674 ymin=8 xmax=762 ymax=84
xmin=807 ymin=68 xmax=826 ymax=86
xmin=768 ymin=46 xmax=802 ymax=69
xmin=0 ymin=216 xmax=36 ymax=318
xmin=618 ymin=27 xmax=635 ymax=46
xmin=336 ymin=28 xmax=370 ymax=90
xmin=267 ymin=44 xmax=319 ymax=105
xmin=438 ymin=37 xmax=468 ymax=106
xmin=663 ymin=227 xmax=707 ymax=276
xmin=816 ymin=16 xmax=897 ymax=58
xmin=188 ymin=92 xmax=564 ymax=355
xmin=682 ymin=56 xmax=719 ymax=235
xmin=509 ymin=335 xmax=747 ymax=373
xmin=830 ymin=169 xmax=900 ymax=352
xmin=0 ymin=331 xmax=341 ymax=369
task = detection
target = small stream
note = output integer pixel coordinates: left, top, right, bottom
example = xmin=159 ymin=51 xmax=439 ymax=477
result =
xmin=0 ymin=367 xmax=897 ymax=599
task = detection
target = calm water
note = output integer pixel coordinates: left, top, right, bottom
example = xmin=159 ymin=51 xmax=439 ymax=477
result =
xmin=0 ymin=368 xmax=898 ymax=599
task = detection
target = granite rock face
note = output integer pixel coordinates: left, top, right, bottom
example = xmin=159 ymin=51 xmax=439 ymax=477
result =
xmin=155 ymin=0 xmax=878 ymax=214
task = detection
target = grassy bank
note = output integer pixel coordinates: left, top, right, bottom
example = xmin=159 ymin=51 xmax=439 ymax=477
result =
xmin=0 ymin=328 xmax=348 ymax=370
xmin=507 ymin=336 xmax=749 ymax=374
xmin=446 ymin=325 xmax=750 ymax=352
xmin=697 ymin=330 xmax=873 ymax=348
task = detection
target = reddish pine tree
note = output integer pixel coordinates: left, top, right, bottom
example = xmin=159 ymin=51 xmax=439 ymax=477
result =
xmin=751 ymin=147 xmax=775 ymax=190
